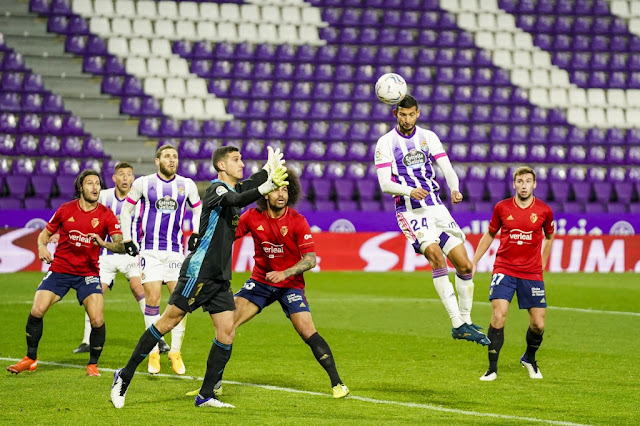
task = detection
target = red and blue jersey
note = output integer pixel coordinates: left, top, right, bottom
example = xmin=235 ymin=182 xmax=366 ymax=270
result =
xmin=236 ymin=207 xmax=315 ymax=289
xmin=45 ymin=200 xmax=121 ymax=276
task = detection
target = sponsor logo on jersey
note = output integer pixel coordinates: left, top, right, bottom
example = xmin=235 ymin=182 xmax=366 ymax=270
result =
xmin=68 ymin=216 xmax=75 ymax=222
xmin=507 ymin=215 xmax=514 ymax=220
xmin=261 ymin=242 xmax=284 ymax=258
xmin=178 ymin=186 xmax=185 ymax=196
xmin=257 ymin=225 xmax=264 ymax=231
xmin=375 ymin=149 xmax=382 ymax=160
xmin=509 ymin=229 xmax=533 ymax=245
xmin=304 ymin=234 xmax=312 ymax=240
xmin=155 ymin=195 xmax=178 ymax=213
xmin=530 ymin=213 xmax=538 ymax=223
xmin=286 ymin=293 xmax=303 ymax=303
xmin=69 ymin=230 xmax=93 ymax=247
xmin=232 ymin=214 xmax=239 ymax=227
xmin=280 ymin=226 xmax=288 ymax=236
xmin=84 ymin=276 xmax=100 ymax=285
xmin=91 ymin=218 xmax=100 ymax=228
xmin=402 ymin=149 xmax=427 ymax=169
xmin=215 ymin=186 xmax=228 ymax=196
xmin=300 ymin=302 xmax=306 ymax=308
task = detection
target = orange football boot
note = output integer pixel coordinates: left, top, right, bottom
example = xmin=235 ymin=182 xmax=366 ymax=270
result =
xmin=86 ymin=364 xmax=100 ymax=376
xmin=7 ymin=356 xmax=38 ymax=374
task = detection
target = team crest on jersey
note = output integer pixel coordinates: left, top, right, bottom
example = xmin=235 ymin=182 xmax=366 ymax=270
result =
xmin=68 ymin=216 xmax=75 ymax=222
xmin=178 ymin=186 xmax=185 ymax=196
xmin=156 ymin=195 xmax=178 ymax=213
xmin=91 ymin=218 xmax=99 ymax=228
xmin=280 ymin=226 xmax=288 ymax=236
xmin=402 ymin=149 xmax=427 ymax=169
xmin=420 ymin=140 xmax=428 ymax=150
xmin=216 ymin=186 xmax=228 ymax=196
xmin=530 ymin=213 xmax=538 ymax=223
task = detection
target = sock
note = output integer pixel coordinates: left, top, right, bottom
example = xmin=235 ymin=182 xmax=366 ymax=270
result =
xmin=136 ymin=295 xmax=145 ymax=315
xmin=487 ymin=326 xmax=504 ymax=373
xmin=120 ymin=324 xmax=164 ymax=381
xmin=305 ymin=332 xmax=342 ymax=387
xmin=88 ymin=323 xmax=106 ymax=365
xmin=26 ymin=314 xmax=43 ymax=360
xmin=525 ymin=327 xmax=543 ymax=362
xmin=432 ymin=268 xmax=464 ymax=328
xmin=82 ymin=312 xmax=91 ymax=345
xmin=144 ymin=305 xmax=160 ymax=353
xmin=200 ymin=339 xmax=233 ymax=399
xmin=455 ymin=272 xmax=474 ymax=324
xmin=170 ymin=315 xmax=187 ymax=353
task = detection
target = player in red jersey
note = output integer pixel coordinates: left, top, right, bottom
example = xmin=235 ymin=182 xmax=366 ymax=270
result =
xmin=6 ymin=170 xmax=124 ymax=377
xmin=187 ymin=170 xmax=349 ymax=399
xmin=472 ymin=166 xmax=554 ymax=382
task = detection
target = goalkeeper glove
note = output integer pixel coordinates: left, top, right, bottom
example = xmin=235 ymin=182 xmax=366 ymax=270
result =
xmin=262 ymin=146 xmax=285 ymax=174
xmin=258 ymin=164 xmax=289 ymax=195
xmin=124 ymin=241 xmax=138 ymax=257
xmin=188 ymin=233 xmax=200 ymax=251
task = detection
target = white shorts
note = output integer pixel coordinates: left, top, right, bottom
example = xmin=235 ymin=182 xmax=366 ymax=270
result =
xmin=140 ymin=250 xmax=184 ymax=284
xmin=396 ymin=205 xmax=466 ymax=256
xmin=99 ymin=254 xmax=140 ymax=286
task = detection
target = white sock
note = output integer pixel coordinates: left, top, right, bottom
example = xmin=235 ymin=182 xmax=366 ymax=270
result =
xmin=432 ymin=268 xmax=464 ymax=328
xmin=170 ymin=315 xmax=187 ymax=353
xmin=455 ymin=273 xmax=475 ymax=325
xmin=82 ymin=311 xmax=91 ymax=345
xmin=144 ymin=305 xmax=160 ymax=353
xmin=137 ymin=297 xmax=145 ymax=315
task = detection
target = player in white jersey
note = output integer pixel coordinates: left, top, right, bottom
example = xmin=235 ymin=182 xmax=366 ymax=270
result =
xmin=71 ymin=162 xmax=169 ymax=354
xmin=374 ymin=94 xmax=489 ymax=346
xmin=119 ymin=145 xmax=202 ymax=375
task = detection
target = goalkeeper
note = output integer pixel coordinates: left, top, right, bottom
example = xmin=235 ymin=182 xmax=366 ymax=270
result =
xmin=111 ymin=145 xmax=288 ymax=409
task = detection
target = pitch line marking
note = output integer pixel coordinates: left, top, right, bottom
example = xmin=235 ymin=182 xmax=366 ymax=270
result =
xmin=1 ymin=357 xmax=589 ymax=426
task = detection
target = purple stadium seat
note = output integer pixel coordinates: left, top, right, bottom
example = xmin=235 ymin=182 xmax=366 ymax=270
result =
xmin=16 ymin=134 xmax=39 ymax=156
xmin=24 ymin=73 xmax=44 ymax=92
xmin=42 ymin=114 xmax=63 ymax=134
xmin=0 ymin=198 xmax=23 ymax=209
xmin=196 ymin=162 xmax=216 ymax=181
xmin=105 ymin=56 xmax=125 ymax=75
xmin=607 ymin=203 xmax=628 ymax=213
xmin=562 ymin=202 xmax=584 ymax=213
xmin=123 ymin=76 xmax=144 ymax=96
xmin=48 ymin=15 xmax=69 ymax=33
xmin=1 ymin=72 xmax=24 ymax=91
xmin=12 ymin=158 xmax=35 ymax=177
xmin=61 ymin=136 xmax=83 ymax=156
xmin=31 ymin=175 xmax=55 ymax=199
xmin=3 ymin=52 xmax=26 ymax=71
xmin=63 ymin=116 xmax=84 ymax=135
xmin=23 ymin=93 xmax=44 ymax=112
xmin=40 ymin=135 xmax=62 ymax=157
xmin=84 ymin=137 xmax=105 ymax=157
xmin=0 ymin=134 xmax=15 ymax=155
xmin=19 ymin=113 xmax=42 ymax=134
xmin=178 ymin=160 xmax=198 ymax=180
xmin=101 ymin=76 xmax=124 ymax=96
xmin=0 ymin=112 xmax=18 ymax=133
xmin=35 ymin=158 xmax=57 ymax=175
xmin=160 ymin=118 xmax=180 ymax=137
xmin=0 ymin=93 xmax=20 ymax=112
xmin=29 ymin=0 xmax=50 ymax=13
xmin=178 ymin=139 xmax=200 ymax=159
xmin=58 ymin=158 xmax=80 ymax=176
xmin=121 ymin=97 xmax=141 ymax=115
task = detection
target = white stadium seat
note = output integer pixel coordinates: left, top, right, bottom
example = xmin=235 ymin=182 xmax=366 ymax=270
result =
xmin=200 ymin=3 xmax=219 ymax=20
xmin=532 ymin=51 xmax=553 ymax=69
xmin=514 ymin=32 xmax=533 ymax=50
xmin=197 ymin=22 xmax=217 ymax=39
xmin=133 ymin=19 xmax=153 ymax=37
xmin=511 ymin=69 xmax=531 ymax=88
xmin=496 ymin=13 xmax=516 ymax=29
xmin=513 ymin=51 xmax=532 ymax=68
xmin=237 ymin=23 xmax=258 ymax=42
xmin=631 ymin=1 xmax=640 ymax=17
xmin=176 ymin=21 xmax=197 ymax=40
xmin=495 ymin=32 xmax=514 ymax=50
xmin=151 ymin=39 xmax=172 ymax=57
xmin=606 ymin=108 xmax=626 ymax=127
xmin=587 ymin=89 xmax=607 ymax=107
xmin=258 ymin=23 xmax=279 ymax=43
xmin=111 ymin=18 xmax=132 ymax=37
xmin=218 ymin=22 xmax=239 ymax=42
xmin=162 ymin=98 xmax=184 ymax=117
xmin=548 ymin=88 xmax=569 ymax=107
xmin=144 ymin=77 xmax=165 ymax=97
xmin=184 ymin=98 xmax=206 ymax=119
xmin=205 ymin=99 xmax=232 ymax=120
xmin=129 ymin=38 xmax=150 ymax=57
xmin=115 ymin=0 xmax=135 ymax=17
xmin=168 ymin=57 xmax=190 ymax=77
xmin=586 ymin=107 xmax=606 ymax=126
xmin=567 ymin=107 xmax=587 ymax=127
xmin=166 ymin=78 xmax=187 ymax=97
xmin=477 ymin=13 xmax=497 ymax=31
xmin=479 ymin=0 xmax=499 ymax=11
xmin=301 ymin=7 xmax=326 ymax=26
xmin=186 ymin=78 xmax=208 ymax=98
xmin=568 ymin=89 xmax=588 ymax=107
xmin=94 ymin=0 xmax=115 ymax=17
xmin=281 ymin=6 xmax=302 ymax=24
xmin=492 ymin=50 xmax=513 ymax=68
xmin=89 ymin=17 xmax=110 ymax=36
xmin=299 ymin=25 xmax=324 ymax=45
xmin=178 ymin=1 xmax=200 ymax=20
xmin=155 ymin=20 xmax=176 ymax=39
xmin=529 ymin=88 xmax=549 ymax=105
xmin=530 ymin=69 xmax=550 ymax=87
xmin=241 ymin=4 xmax=261 ymax=23
xmin=457 ymin=13 xmax=477 ymax=30
xmin=72 ymin=0 xmax=92 ymax=16
xmin=610 ymin=0 xmax=630 ymax=16
xmin=261 ymin=6 xmax=282 ymax=24
xmin=146 ymin=58 xmax=168 ymax=77
xmin=278 ymin=24 xmax=299 ymax=44
xmin=475 ymin=31 xmax=494 ymax=49
xmin=220 ymin=3 xmax=241 ymax=22
xmin=136 ymin=0 xmax=157 ymax=19
xmin=125 ymin=57 xmax=147 ymax=76
xmin=607 ymin=89 xmax=627 ymax=108
xmin=157 ymin=1 xmax=178 ymax=19
xmin=550 ymin=69 xmax=571 ymax=87
xmin=107 ymin=37 xmax=128 ymax=56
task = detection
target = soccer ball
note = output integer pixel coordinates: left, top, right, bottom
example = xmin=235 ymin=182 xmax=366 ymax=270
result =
xmin=375 ymin=73 xmax=408 ymax=105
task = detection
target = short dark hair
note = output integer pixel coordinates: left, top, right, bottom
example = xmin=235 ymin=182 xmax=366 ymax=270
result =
xmin=212 ymin=146 xmax=240 ymax=172
xmin=513 ymin=166 xmax=536 ymax=182
xmin=156 ymin=144 xmax=177 ymax=159
xmin=114 ymin=162 xmax=133 ymax=173
xmin=395 ymin=94 xmax=418 ymax=110
xmin=256 ymin=169 xmax=302 ymax=211
xmin=74 ymin=169 xmax=103 ymax=199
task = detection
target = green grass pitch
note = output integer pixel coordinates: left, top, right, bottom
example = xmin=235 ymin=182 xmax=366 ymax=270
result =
xmin=1 ymin=271 xmax=638 ymax=425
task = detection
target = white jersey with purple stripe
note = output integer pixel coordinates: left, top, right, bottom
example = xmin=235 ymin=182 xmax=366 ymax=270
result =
xmin=374 ymin=125 xmax=447 ymax=212
xmin=99 ymin=188 xmax=142 ymax=256
xmin=126 ymin=173 xmax=201 ymax=253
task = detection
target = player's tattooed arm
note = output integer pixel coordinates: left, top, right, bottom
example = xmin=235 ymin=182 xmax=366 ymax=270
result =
xmin=88 ymin=233 xmax=126 ymax=253
xmin=266 ymin=252 xmax=316 ymax=284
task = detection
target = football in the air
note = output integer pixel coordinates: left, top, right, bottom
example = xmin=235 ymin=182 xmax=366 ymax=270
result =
xmin=375 ymin=73 xmax=408 ymax=105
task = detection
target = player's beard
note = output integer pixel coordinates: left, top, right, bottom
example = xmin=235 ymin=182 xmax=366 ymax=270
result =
xmin=82 ymin=188 xmax=99 ymax=204
xmin=268 ymin=199 xmax=286 ymax=213
xmin=159 ymin=162 xmax=176 ymax=179
xmin=398 ymin=122 xmax=415 ymax=135
xmin=517 ymin=191 xmax=532 ymax=202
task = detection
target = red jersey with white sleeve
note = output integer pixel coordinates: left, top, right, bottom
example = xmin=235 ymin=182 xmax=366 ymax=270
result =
xmin=236 ymin=207 xmax=315 ymax=289
xmin=488 ymin=197 xmax=554 ymax=281
xmin=45 ymin=200 xmax=122 ymax=276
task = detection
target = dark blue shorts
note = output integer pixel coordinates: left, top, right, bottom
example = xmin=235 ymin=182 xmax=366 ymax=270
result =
xmin=235 ymin=279 xmax=310 ymax=318
xmin=37 ymin=271 xmax=102 ymax=305
xmin=489 ymin=273 xmax=547 ymax=309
